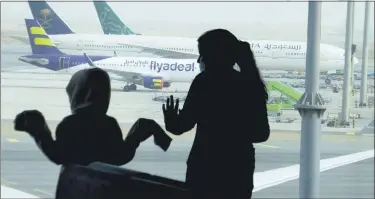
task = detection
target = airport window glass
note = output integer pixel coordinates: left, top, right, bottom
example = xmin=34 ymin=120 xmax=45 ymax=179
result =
xmin=2 ymin=2 xmax=373 ymax=198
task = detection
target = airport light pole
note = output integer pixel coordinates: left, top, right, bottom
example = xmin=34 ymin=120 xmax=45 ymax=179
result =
xmin=351 ymin=3 xmax=356 ymax=89
xmin=359 ymin=1 xmax=372 ymax=107
xmin=340 ymin=1 xmax=354 ymax=125
xmin=295 ymin=1 xmax=326 ymax=198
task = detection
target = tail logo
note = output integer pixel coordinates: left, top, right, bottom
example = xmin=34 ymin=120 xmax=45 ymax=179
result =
xmin=29 ymin=26 xmax=55 ymax=47
xmin=38 ymin=8 xmax=53 ymax=29
xmin=99 ymin=6 xmax=133 ymax=35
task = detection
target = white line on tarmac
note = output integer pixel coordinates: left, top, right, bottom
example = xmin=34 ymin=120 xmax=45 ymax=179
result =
xmin=254 ymin=149 xmax=374 ymax=192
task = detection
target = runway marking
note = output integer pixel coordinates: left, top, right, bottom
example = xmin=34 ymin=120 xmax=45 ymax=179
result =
xmin=346 ymin=131 xmax=356 ymax=135
xmin=1 ymin=185 xmax=40 ymax=198
xmin=253 ymin=149 xmax=374 ymax=192
xmin=7 ymin=138 xmax=19 ymax=142
xmin=4 ymin=181 xmax=18 ymax=185
xmin=255 ymin=144 xmax=280 ymax=149
xmin=33 ymin=188 xmax=53 ymax=196
xmin=1 ymin=178 xmax=18 ymax=185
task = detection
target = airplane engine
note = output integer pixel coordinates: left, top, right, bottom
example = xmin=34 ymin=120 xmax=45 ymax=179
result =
xmin=325 ymin=78 xmax=331 ymax=85
xmin=142 ymin=76 xmax=164 ymax=89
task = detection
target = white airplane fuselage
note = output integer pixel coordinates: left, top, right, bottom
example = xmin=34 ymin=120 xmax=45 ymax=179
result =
xmin=15 ymin=33 xmax=356 ymax=72
xmin=63 ymin=57 xmax=199 ymax=83
xmin=61 ymin=55 xmax=344 ymax=85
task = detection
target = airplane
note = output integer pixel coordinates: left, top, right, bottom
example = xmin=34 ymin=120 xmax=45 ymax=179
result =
xmin=20 ymin=18 xmax=355 ymax=93
xmin=11 ymin=0 xmax=357 ymax=72
xmin=19 ymin=19 xmax=200 ymax=92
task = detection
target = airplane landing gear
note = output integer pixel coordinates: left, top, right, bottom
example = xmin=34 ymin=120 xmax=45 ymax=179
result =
xmin=123 ymin=84 xmax=137 ymax=92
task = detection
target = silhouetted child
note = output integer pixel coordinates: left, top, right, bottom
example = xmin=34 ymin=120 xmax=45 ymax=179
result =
xmin=14 ymin=68 xmax=171 ymax=166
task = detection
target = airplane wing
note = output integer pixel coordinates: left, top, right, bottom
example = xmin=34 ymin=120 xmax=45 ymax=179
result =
xmin=117 ymin=43 xmax=199 ymax=59
xmin=105 ymin=68 xmax=162 ymax=81
xmin=83 ymin=53 xmax=167 ymax=83
xmin=10 ymin=36 xmax=31 ymax=44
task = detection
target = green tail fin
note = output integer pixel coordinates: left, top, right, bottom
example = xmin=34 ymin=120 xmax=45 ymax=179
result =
xmin=93 ymin=1 xmax=140 ymax=35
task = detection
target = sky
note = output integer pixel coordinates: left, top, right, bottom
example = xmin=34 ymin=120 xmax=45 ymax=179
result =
xmin=1 ymin=1 xmax=374 ymax=46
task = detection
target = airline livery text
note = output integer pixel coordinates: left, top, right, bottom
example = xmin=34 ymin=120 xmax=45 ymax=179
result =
xmin=250 ymin=43 xmax=302 ymax=51
xmin=150 ymin=61 xmax=195 ymax=73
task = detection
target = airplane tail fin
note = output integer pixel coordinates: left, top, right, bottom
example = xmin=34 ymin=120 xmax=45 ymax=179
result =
xmin=93 ymin=1 xmax=140 ymax=35
xmin=28 ymin=0 xmax=74 ymax=35
xmin=25 ymin=18 xmax=64 ymax=55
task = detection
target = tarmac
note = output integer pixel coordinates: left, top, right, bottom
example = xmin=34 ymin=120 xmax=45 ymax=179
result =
xmin=2 ymin=69 xmax=374 ymax=135
xmin=1 ymin=122 xmax=374 ymax=198
xmin=1 ymin=78 xmax=374 ymax=198
xmin=1 ymin=45 xmax=374 ymax=198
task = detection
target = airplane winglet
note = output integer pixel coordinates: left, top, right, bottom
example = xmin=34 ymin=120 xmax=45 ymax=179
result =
xmin=114 ymin=51 xmax=118 ymax=57
xmin=83 ymin=53 xmax=96 ymax=67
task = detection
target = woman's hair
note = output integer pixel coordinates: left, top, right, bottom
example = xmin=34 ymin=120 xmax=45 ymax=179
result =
xmin=237 ymin=41 xmax=269 ymax=102
xmin=197 ymin=29 xmax=268 ymax=102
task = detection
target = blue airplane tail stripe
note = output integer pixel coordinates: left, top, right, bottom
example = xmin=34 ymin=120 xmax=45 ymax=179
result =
xmin=25 ymin=18 xmax=64 ymax=55
xmin=28 ymin=0 xmax=74 ymax=35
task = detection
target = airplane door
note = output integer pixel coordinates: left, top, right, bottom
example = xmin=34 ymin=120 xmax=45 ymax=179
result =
xmin=76 ymin=41 xmax=81 ymax=50
xmin=59 ymin=57 xmax=70 ymax=70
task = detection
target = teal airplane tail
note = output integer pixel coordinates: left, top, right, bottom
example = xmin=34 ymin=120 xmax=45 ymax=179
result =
xmin=93 ymin=1 xmax=140 ymax=35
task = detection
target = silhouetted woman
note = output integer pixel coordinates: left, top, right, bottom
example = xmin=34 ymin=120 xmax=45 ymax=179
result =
xmin=163 ymin=29 xmax=270 ymax=199
xmin=14 ymin=68 xmax=166 ymax=166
